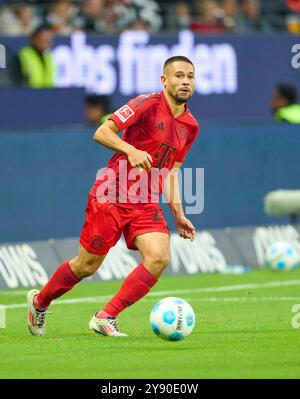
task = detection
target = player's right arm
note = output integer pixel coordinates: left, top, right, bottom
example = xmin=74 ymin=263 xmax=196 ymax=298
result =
xmin=93 ymin=119 xmax=153 ymax=171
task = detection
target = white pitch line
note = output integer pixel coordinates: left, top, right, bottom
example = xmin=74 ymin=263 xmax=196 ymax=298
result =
xmin=4 ymin=295 xmax=112 ymax=310
xmin=147 ymin=279 xmax=300 ymax=297
xmin=3 ymin=279 xmax=300 ymax=310
xmin=0 ymin=289 xmax=31 ymax=296
xmin=4 ymin=280 xmax=300 ymax=297
xmin=3 ymin=279 xmax=300 ymax=297
xmin=182 ymin=296 xmax=300 ymax=302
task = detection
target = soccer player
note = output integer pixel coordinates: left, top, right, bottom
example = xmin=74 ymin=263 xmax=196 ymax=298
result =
xmin=27 ymin=55 xmax=199 ymax=337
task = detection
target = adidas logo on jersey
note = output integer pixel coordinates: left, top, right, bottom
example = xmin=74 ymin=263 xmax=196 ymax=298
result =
xmin=155 ymin=122 xmax=164 ymax=131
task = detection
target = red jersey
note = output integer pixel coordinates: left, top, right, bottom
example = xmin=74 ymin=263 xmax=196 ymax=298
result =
xmin=91 ymin=91 xmax=199 ymax=205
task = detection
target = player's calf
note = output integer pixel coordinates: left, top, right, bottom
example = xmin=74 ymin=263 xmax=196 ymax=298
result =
xmin=69 ymin=257 xmax=99 ymax=279
xmin=69 ymin=246 xmax=107 ymax=279
xmin=92 ymin=262 xmax=158 ymax=333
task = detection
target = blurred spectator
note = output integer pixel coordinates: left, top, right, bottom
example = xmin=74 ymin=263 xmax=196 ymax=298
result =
xmin=286 ymin=0 xmax=300 ymax=13
xmin=236 ymin=0 xmax=271 ymax=33
xmin=0 ymin=0 xmax=294 ymax=35
xmin=174 ymin=2 xmax=192 ymax=30
xmin=286 ymin=13 xmax=300 ymax=34
xmin=164 ymin=1 xmax=192 ymax=31
xmin=190 ymin=0 xmax=227 ymax=34
xmin=259 ymin=0 xmax=288 ymax=32
xmin=129 ymin=18 xmax=151 ymax=31
xmin=114 ymin=0 xmax=162 ymax=33
xmin=271 ymin=83 xmax=300 ymax=124
xmin=73 ymin=0 xmax=114 ymax=34
xmin=0 ymin=3 xmax=38 ymax=35
xmin=218 ymin=0 xmax=239 ymax=31
xmin=85 ymin=94 xmax=112 ymax=125
xmin=46 ymin=0 xmax=75 ymax=35
xmin=17 ymin=24 xmax=56 ymax=88
xmin=285 ymin=0 xmax=300 ymax=34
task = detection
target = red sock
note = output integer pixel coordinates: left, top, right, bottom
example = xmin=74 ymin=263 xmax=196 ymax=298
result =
xmin=34 ymin=261 xmax=81 ymax=309
xmin=97 ymin=263 xmax=158 ymax=318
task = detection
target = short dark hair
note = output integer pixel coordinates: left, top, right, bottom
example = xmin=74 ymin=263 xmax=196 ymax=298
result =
xmin=163 ymin=56 xmax=194 ymax=72
xmin=276 ymin=83 xmax=298 ymax=104
xmin=85 ymin=94 xmax=110 ymax=112
xmin=31 ymin=24 xmax=53 ymax=38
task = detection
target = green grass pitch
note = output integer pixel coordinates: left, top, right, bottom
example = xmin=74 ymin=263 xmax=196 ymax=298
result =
xmin=1 ymin=269 xmax=300 ymax=379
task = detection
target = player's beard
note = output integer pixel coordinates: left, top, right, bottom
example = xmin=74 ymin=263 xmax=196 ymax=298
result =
xmin=172 ymin=90 xmax=191 ymax=104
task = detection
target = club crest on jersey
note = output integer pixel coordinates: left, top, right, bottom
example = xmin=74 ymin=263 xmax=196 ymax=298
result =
xmin=91 ymin=235 xmax=105 ymax=251
xmin=115 ymin=105 xmax=135 ymax=122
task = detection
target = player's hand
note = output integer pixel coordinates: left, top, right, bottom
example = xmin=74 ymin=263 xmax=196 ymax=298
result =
xmin=176 ymin=216 xmax=196 ymax=241
xmin=127 ymin=148 xmax=153 ymax=172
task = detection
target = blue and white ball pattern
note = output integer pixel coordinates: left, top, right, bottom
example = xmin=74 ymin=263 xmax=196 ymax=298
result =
xmin=150 ymin=297 xmax=196 ymax=341
xmin=265 ymin=241 xmax=300 ymax=271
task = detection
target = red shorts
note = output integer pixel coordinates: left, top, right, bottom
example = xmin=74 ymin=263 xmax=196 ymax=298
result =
xmin=79 ymin=195 xmax=170 ymax=255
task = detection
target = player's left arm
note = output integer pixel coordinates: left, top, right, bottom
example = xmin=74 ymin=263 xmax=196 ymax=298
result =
xmin=163 ymin=161 xmax=196 ymax=241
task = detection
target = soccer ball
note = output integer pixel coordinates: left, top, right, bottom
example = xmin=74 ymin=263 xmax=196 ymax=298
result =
xmin=264 ymin=241 xmax=300 ymax=271
xmin=149 ymin=297 xmax=196 ymax=341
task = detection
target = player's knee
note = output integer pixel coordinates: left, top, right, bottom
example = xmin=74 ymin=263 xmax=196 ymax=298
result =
xmin=144 ymin=251 xmax=169 ymax=275
xmin=160 ymin=254 xmax=170 ymax=268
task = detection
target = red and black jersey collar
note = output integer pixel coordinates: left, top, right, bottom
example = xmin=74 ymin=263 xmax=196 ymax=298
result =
xmin=161 ymin=91 xmax=188 ymax=120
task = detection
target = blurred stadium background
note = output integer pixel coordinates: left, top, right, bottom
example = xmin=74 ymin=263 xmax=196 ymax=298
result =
xmin=0 ymin=0 xmax=300 ymax=287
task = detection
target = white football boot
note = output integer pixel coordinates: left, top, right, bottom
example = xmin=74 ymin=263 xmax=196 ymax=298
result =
xmin=27 ymin=289 xmax=48 ymax=336
xmin=89 ymin=314 xmax=128 ymax=337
